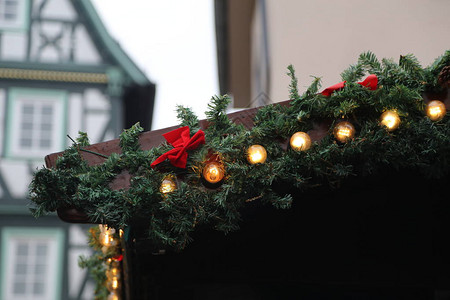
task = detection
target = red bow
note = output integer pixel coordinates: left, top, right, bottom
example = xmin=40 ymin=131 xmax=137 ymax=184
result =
xmin=320 ymin=74 xmax=378 ymax=96
xmin=151 ymin=126 xmax=205 ymax=169
xmin=113 ymin=254 xmax=123 ymax=262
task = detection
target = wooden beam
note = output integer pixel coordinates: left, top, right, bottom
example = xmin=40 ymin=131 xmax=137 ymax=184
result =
xmin=45 ymin=88 xmax=450 ymax=190
xmin=45 ymin=100 xmax=291 ymax=169
xmin=45 ymin=85 xmax=450 ymax=170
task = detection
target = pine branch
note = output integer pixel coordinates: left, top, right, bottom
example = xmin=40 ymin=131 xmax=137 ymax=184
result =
xmin=399 ymin=53 xmax=423 ymax=79
xmin=67 ymin=135 xmax=108 ymax=158
xmin=358 ymin=51 xmax=382 ymax=72
xmin=287 ymin=64 xmax=300 ymax=100
xmin=205 ymin=95 xmax=232 ymax=135
xmin=119 ymin=122 xmax=143 ymax=153
xmin=301 ymin=76 xmax=322 ymax=99
xmin=341 ymin=63 xmax=365 ymax=82
xmin=176 ymin=105 xmax=200 ymax=131
xmin=76 ymin=131 xmax=90 ymax=146
xmin=424 ymin=50 xmax=450 ymax=90
xmin=428 ymin=50 xmax=450 ymax=76
xmin=206 ymin=95 xmax=231 ymax=120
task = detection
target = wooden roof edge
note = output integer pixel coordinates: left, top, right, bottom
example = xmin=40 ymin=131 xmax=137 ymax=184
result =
xmin=44 ymin=100 xmax=292 ymax=169
xmin=44 ymin=88 xmax=450 ymax=169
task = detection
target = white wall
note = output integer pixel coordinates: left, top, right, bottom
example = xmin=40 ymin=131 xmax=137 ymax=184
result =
xmin=264 ymin=0 xmax=450 ymax=102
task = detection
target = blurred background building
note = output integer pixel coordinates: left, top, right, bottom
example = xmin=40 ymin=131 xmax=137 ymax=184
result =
xmin=216 ymin=0 xmax=450 ymax=108
xmin=0 ymin=0 xmax=154 ymax=299
xmin=1 ymin=0 xmax=449 ymax=299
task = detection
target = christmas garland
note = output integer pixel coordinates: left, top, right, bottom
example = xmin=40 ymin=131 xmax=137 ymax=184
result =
xmin=30 ymin=51 xmax=450 ymax=252
xmin=29 ymin=51 xmax=450 ymax=299
xmin=78 ymin=226 xmax=123 ymax=299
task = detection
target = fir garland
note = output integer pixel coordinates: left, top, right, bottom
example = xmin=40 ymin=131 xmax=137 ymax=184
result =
xmin=29 ymin=51 xmax=450 ymax=252
xmin=78 ymin=226 xmax=122 ymax=299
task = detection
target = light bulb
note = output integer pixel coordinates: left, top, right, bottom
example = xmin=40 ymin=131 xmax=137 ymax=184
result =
xmin=426 ymin=100 xmax=446 ymax=121
xmin=112 ymin=278 xmax=119 ymax=289
xmin=106 ymin=267 xmax=121 ymax=280
xmin=99 ymin=231 xmax=113 ymax=247
xmin=290 ymin=132 xmax=311 ymax=151
xmin=107 ymin=292 xmax=120 ymax=300
xmin=202 ymin=161 xmax=225 ymax=184
xmin=159 ymin=176 xmax=176 ymax=194
xmin=102 ymin=233 xmax=111 ymax=246
xmin=380 ymin=110 xmax=400 ymax=131
xmin=106 ymin=276 xmax=121 ymax=292
xmin=333 ymin=121 xmax=355 ymax=143
xmin=99 ymin=225 xmax=116 ymax=247
xmin=247 ymin=145 xmax=267 ymax=164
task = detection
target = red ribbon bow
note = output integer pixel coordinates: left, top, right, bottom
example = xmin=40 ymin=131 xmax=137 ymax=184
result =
xmin=320 ymin=74 xmax=378 ymax=96
xmin=151 ymin=126 xmax=205 ymax=169
xmin=113 ymin=254 xmax=123 ymax=262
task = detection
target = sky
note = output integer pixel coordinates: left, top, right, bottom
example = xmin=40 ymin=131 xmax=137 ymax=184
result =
xmin=91 ymin=0 xmax=219 ymax=130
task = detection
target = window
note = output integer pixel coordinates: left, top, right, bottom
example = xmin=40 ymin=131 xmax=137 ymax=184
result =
xmin=0 ymin=0 xmax=18 ymax=20
xmin=5 ymin=88 xmax=67 ymax=159
xmin=1 ymin=228 xmax=64 ymax=300
xmin=0 ymin=0 xmax=28 ymax=31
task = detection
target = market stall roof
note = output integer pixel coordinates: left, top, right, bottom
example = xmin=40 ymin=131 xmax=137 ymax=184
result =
xmin=37 ymin=50 xmax=450 ymax=299
xmin=44 ymin=90 xmax=450 ymax=173
xmin=45 ymin=100 xmax=296 ymax=170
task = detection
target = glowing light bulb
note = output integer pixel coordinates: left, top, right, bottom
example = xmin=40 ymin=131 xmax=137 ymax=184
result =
xmin=99 ymin=225 xmax=116 ymax=247
xmin=380 ymin=110 xmax=400 ymax=131
xmin=107 ymin=292 xmax=120 ymax=300
xmin=333 ymin=121 xmax=355 ymax=143
xmin=106 ymin=267 xmax=121 ymax=279
xmin=290 ymin=132 xmax=312 ymax=151
xmin=108 ymin=260 xmax=120 ymax=268
xmin=202 ymin=161 xmax=225 ymax=184
xmin=426 ymin=100 xmax=446 ymax=121
xmin=159 ymin=176 xmax=176 ymax=195
xmin=106 ymin=276 xmax=121 ymax=292
xmin=247 ymin=145 xmax=267 ymax=164
xmin=102 ymin=232 xmax=111 ymax=246
xmin=112 ymin=277 xmax=119 ymax=289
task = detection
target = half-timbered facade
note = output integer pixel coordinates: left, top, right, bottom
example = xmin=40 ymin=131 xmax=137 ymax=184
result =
xmin=0 ymin=0 xmax=155 ymax=299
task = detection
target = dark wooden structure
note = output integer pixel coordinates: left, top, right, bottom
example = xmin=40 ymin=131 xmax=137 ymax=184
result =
xmin=46 ymin=92 xmax=450 ymax=299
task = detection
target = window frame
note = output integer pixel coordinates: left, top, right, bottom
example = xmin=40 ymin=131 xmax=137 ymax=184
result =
xmin=0 ymin=0 xmax=29 ymax=32
xmin=5 ymin=87 xmax=68 ymax=160
xmin=0 ymin=227 xmax=65 ymax=300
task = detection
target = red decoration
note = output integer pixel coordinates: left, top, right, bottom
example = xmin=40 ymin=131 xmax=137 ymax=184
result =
xmin=151 ymin=126 xmax=205 ymax=169
xmin=113 ymin=254 xmax=123 ymax=262
xmin=320 ymin=74 xmax=378 ymax=96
